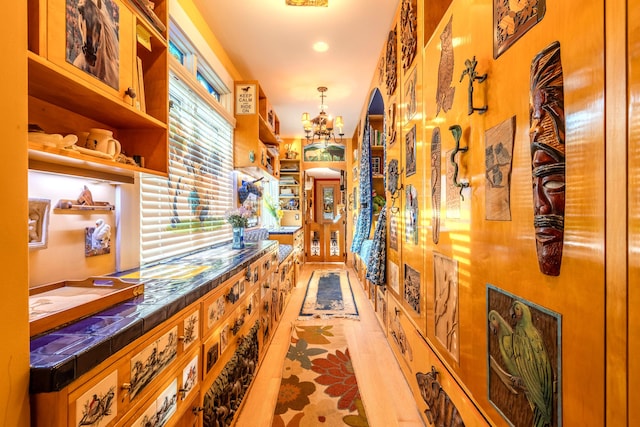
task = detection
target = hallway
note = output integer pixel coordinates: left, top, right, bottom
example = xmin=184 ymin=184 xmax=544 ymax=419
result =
xmin=236 ymin=263 xmax=424 ymax=426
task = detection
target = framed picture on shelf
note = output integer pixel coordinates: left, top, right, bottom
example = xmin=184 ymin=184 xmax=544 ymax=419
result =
xmin=29 ymin=198 xmax=51 ymax=250
xmin=372 ymin=154 xmax=382 ymax=175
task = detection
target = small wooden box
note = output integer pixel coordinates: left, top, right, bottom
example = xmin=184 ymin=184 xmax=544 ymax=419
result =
xmin=29 ymin=277 xmax=144 ymax=337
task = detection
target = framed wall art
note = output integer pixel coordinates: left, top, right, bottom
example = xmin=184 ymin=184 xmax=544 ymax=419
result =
xmin=372 ymin=154 xmax=382 ymax=175
xmin=403 ymin=263 xmax=421 ymax=314
xmin=66 ymin=0 xmax=120 ymax=90
xmin=405 ymin=125 xmax=417 ymax=176
xmin=28 ymin=198 xmax=51 ymax=250
xmin=404 ymin=66 xmax=417 ymax=122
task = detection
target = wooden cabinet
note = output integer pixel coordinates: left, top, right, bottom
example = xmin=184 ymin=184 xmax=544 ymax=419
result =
xmin=279 ymin=158 xmax=302 ymax=225
xmin=27 ymin=0 xmax=169 ymax=182
xmin=30 ymin=245 xmax=285 ymax=426
xmin=234 ymin=81 xmax=280 ymax=180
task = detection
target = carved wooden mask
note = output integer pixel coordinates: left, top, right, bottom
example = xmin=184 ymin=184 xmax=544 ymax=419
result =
xmin=529 ymin=41 xmax=565 ymax=276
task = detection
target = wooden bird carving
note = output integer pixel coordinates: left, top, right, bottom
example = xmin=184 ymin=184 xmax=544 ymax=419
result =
xmin=489 ymin=301 xmax=553 ymax=427
xmin=435 ymin=16 xmax=455 ymax=116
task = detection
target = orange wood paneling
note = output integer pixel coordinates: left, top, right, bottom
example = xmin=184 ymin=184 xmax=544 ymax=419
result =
xmin=627 ymin=0 xmax=640 ymax=426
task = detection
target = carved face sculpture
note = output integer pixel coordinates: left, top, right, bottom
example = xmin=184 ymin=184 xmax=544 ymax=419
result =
xmin=529 ymin=41 xmax=565 ymax=276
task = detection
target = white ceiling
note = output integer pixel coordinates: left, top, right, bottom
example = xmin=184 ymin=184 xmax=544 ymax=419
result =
xmin=191 ymin=0 xmax=399 ymax=139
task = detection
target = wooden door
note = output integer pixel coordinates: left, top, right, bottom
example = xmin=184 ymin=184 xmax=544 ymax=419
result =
xmin=306 ymin=179 xmax=345 ymax=262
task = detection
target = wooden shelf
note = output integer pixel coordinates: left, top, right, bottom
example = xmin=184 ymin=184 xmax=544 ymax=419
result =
xmin=259 ymin=115 xmax=279 ymax=145
xmin=28 ymin=52 xmax=167 ymax=130
xmin=234 ymin=81 xmax=280 ymax=179
xmin=28 ymin=142 xmax=168 ymax=183
xmin=55 ymin=199 xmax=115 ymax=211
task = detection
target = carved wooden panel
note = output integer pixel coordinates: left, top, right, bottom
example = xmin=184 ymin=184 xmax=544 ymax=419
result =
xmin=433 ymin=253 xmax=459 ymax=362
xmin=487 ymin=285 xmax=561 ymax=427
xmin=430 ymin=127 xmax=442 ymax=244
xmin=386 ymin=26 xmax=398 ymax=96
xmin=436 ymin=16 xmax=455 ymax=116
xmin=416 ymin=369 xmax=466 ymax=427
xmin=400 ymin=0 xmax=417 ymax=71
xmin=493 ymin=0 xmax=546 ymax=58
xmin=485 ymin=116 xmax=516 ymax=221
xmin=203 ymin=321 xmax=260 ymax=427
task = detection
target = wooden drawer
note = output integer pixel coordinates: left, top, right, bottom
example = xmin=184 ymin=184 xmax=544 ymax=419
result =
xmin=123 ymin=319 xmax=180 ymax=404
xmin=116 ymin=345 xmax=201 ymax=427
xmin=69 ymin=368 xmax=120 ymax=427
xmin=65 ymin=304 xmax=194 ymax=425
xmin=201 ymin=271 xmax=245 ymax=338
xmin=201 ymin=298 xmax=259 ymax=385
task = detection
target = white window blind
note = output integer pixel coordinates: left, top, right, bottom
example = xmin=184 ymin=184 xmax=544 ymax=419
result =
xmin=140 ymin=71 xmax=234 ymax=264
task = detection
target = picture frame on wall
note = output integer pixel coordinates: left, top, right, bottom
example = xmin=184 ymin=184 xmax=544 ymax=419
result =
xmin=66 ymin=0 xmax=120 ymax=90
xmin=405 ymin=125 xmax=417 ymax=176
xmin=29 ymin=198 xmax=51 ymax=251
xmin=372 ymin=154 xmax=382 ymax=175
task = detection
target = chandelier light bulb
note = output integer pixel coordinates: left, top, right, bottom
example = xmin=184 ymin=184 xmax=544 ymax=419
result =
xmin=302 ymin=87 xmax=344 ymax=145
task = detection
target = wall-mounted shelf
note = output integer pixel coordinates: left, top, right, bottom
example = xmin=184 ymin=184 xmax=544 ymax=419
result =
xmin=55 ymin=199 xmax=115 ymax=211
xmin=27 ymin=0 xmax=169 ymax=181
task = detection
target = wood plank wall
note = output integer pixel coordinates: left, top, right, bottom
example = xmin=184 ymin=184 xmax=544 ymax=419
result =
xmin=347 ymin=0 xmax=633 ymax=424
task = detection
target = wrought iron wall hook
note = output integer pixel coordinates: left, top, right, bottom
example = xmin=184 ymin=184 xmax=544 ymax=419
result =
xmin=389 ymin=182 xmax=404 ymax=214
xmin=460 ymin=56 xmax=488 ymax=115
xmin=430 ymin=365 xmax=439 ymax=378
xmin=449 ymin=125 xmax=470 ymax=200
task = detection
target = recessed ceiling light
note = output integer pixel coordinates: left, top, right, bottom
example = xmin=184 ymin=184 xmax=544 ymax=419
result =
xmin=313 ymin=41 xmax=329 ymax=52
xmin=285 ymin=0 xmax=328 ymax=6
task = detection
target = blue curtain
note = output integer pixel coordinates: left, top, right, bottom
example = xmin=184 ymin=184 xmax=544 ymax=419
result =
xmin=366 ymin=205 xmax=387 ymax=286
xmin=351 ymin=117 xmax=372 ymax=253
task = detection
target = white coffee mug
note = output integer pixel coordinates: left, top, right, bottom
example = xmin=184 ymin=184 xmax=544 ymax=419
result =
xmin=87 ymin=128 xmax=121 ymax=158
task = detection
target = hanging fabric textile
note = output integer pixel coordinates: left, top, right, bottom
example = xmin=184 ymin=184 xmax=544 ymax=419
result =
xmin=351 ymin=117 xmax=372 ymax=253
xmin=366 ymin=205 xmax=387 ymax=286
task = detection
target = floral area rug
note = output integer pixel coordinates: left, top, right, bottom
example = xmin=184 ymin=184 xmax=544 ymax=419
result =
xmin=299 ymin=270 xmax=359 ymax=320
xmin=272 ymin=324 xmax=369 ymax=426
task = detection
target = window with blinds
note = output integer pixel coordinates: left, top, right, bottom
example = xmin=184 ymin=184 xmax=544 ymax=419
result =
xmin=139 ymin=71 xmax=234 ymax=264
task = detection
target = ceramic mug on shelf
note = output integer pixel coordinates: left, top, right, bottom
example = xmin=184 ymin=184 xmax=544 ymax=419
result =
xmin=87 ymin=128 xmax=121 ymax=158
xmin=75 ymin=131 xmax=90 ymax=148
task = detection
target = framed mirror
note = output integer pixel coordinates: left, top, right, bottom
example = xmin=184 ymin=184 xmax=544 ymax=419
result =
xmin=323 ymin=187 xmax=334 ymax=220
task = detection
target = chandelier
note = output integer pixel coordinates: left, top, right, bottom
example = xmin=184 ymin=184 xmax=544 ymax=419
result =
xmin=301 ymin=87 xmax=344 ymax=144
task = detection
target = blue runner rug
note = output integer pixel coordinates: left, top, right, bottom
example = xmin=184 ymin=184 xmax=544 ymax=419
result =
xmin=299 ymin=270 xmax=359 ymax=319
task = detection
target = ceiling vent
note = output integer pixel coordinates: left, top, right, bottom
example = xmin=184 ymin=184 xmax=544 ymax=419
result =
xmin=285 ymin=0 xmax=328 ymax=6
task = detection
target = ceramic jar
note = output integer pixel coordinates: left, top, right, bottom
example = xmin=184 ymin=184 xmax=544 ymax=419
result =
xmin=87 ymin=128 xmax=121 ymax=158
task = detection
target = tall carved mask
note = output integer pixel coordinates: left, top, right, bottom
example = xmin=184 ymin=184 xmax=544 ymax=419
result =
xmin=529 ymin=41 xmax=565 ymax=276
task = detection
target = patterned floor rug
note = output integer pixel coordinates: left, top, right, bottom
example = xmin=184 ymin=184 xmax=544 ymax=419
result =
xmin=272 ymin=324 xmax=369 ymax=426
xmin=299 ymin=270 xmax=359 ymax=320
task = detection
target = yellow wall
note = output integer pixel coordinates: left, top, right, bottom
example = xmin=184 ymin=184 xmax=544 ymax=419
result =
xmin=0 ymin=1 xmax=31 ymax=424
xmin=348 ymin=0 xmax=627 ymax=425
xmin=176 ymin=0 xmax=244 ymax=81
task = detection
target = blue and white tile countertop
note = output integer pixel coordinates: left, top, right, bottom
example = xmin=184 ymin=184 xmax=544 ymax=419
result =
xmin=29 ymin=240 xmax=278 ymax=394
xmin=268 ymin=226 xmax=301 ymax=263
xmin=267 ymin=226 xmax=301 ymax=235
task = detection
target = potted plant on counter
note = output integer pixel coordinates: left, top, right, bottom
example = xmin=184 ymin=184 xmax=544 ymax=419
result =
xmin=226 ymin=206 xmax=251 ymax=249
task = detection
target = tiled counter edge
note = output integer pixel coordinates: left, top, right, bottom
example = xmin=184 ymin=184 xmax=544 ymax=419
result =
xmin=29 ymin=240 xmax=279 ymax=394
